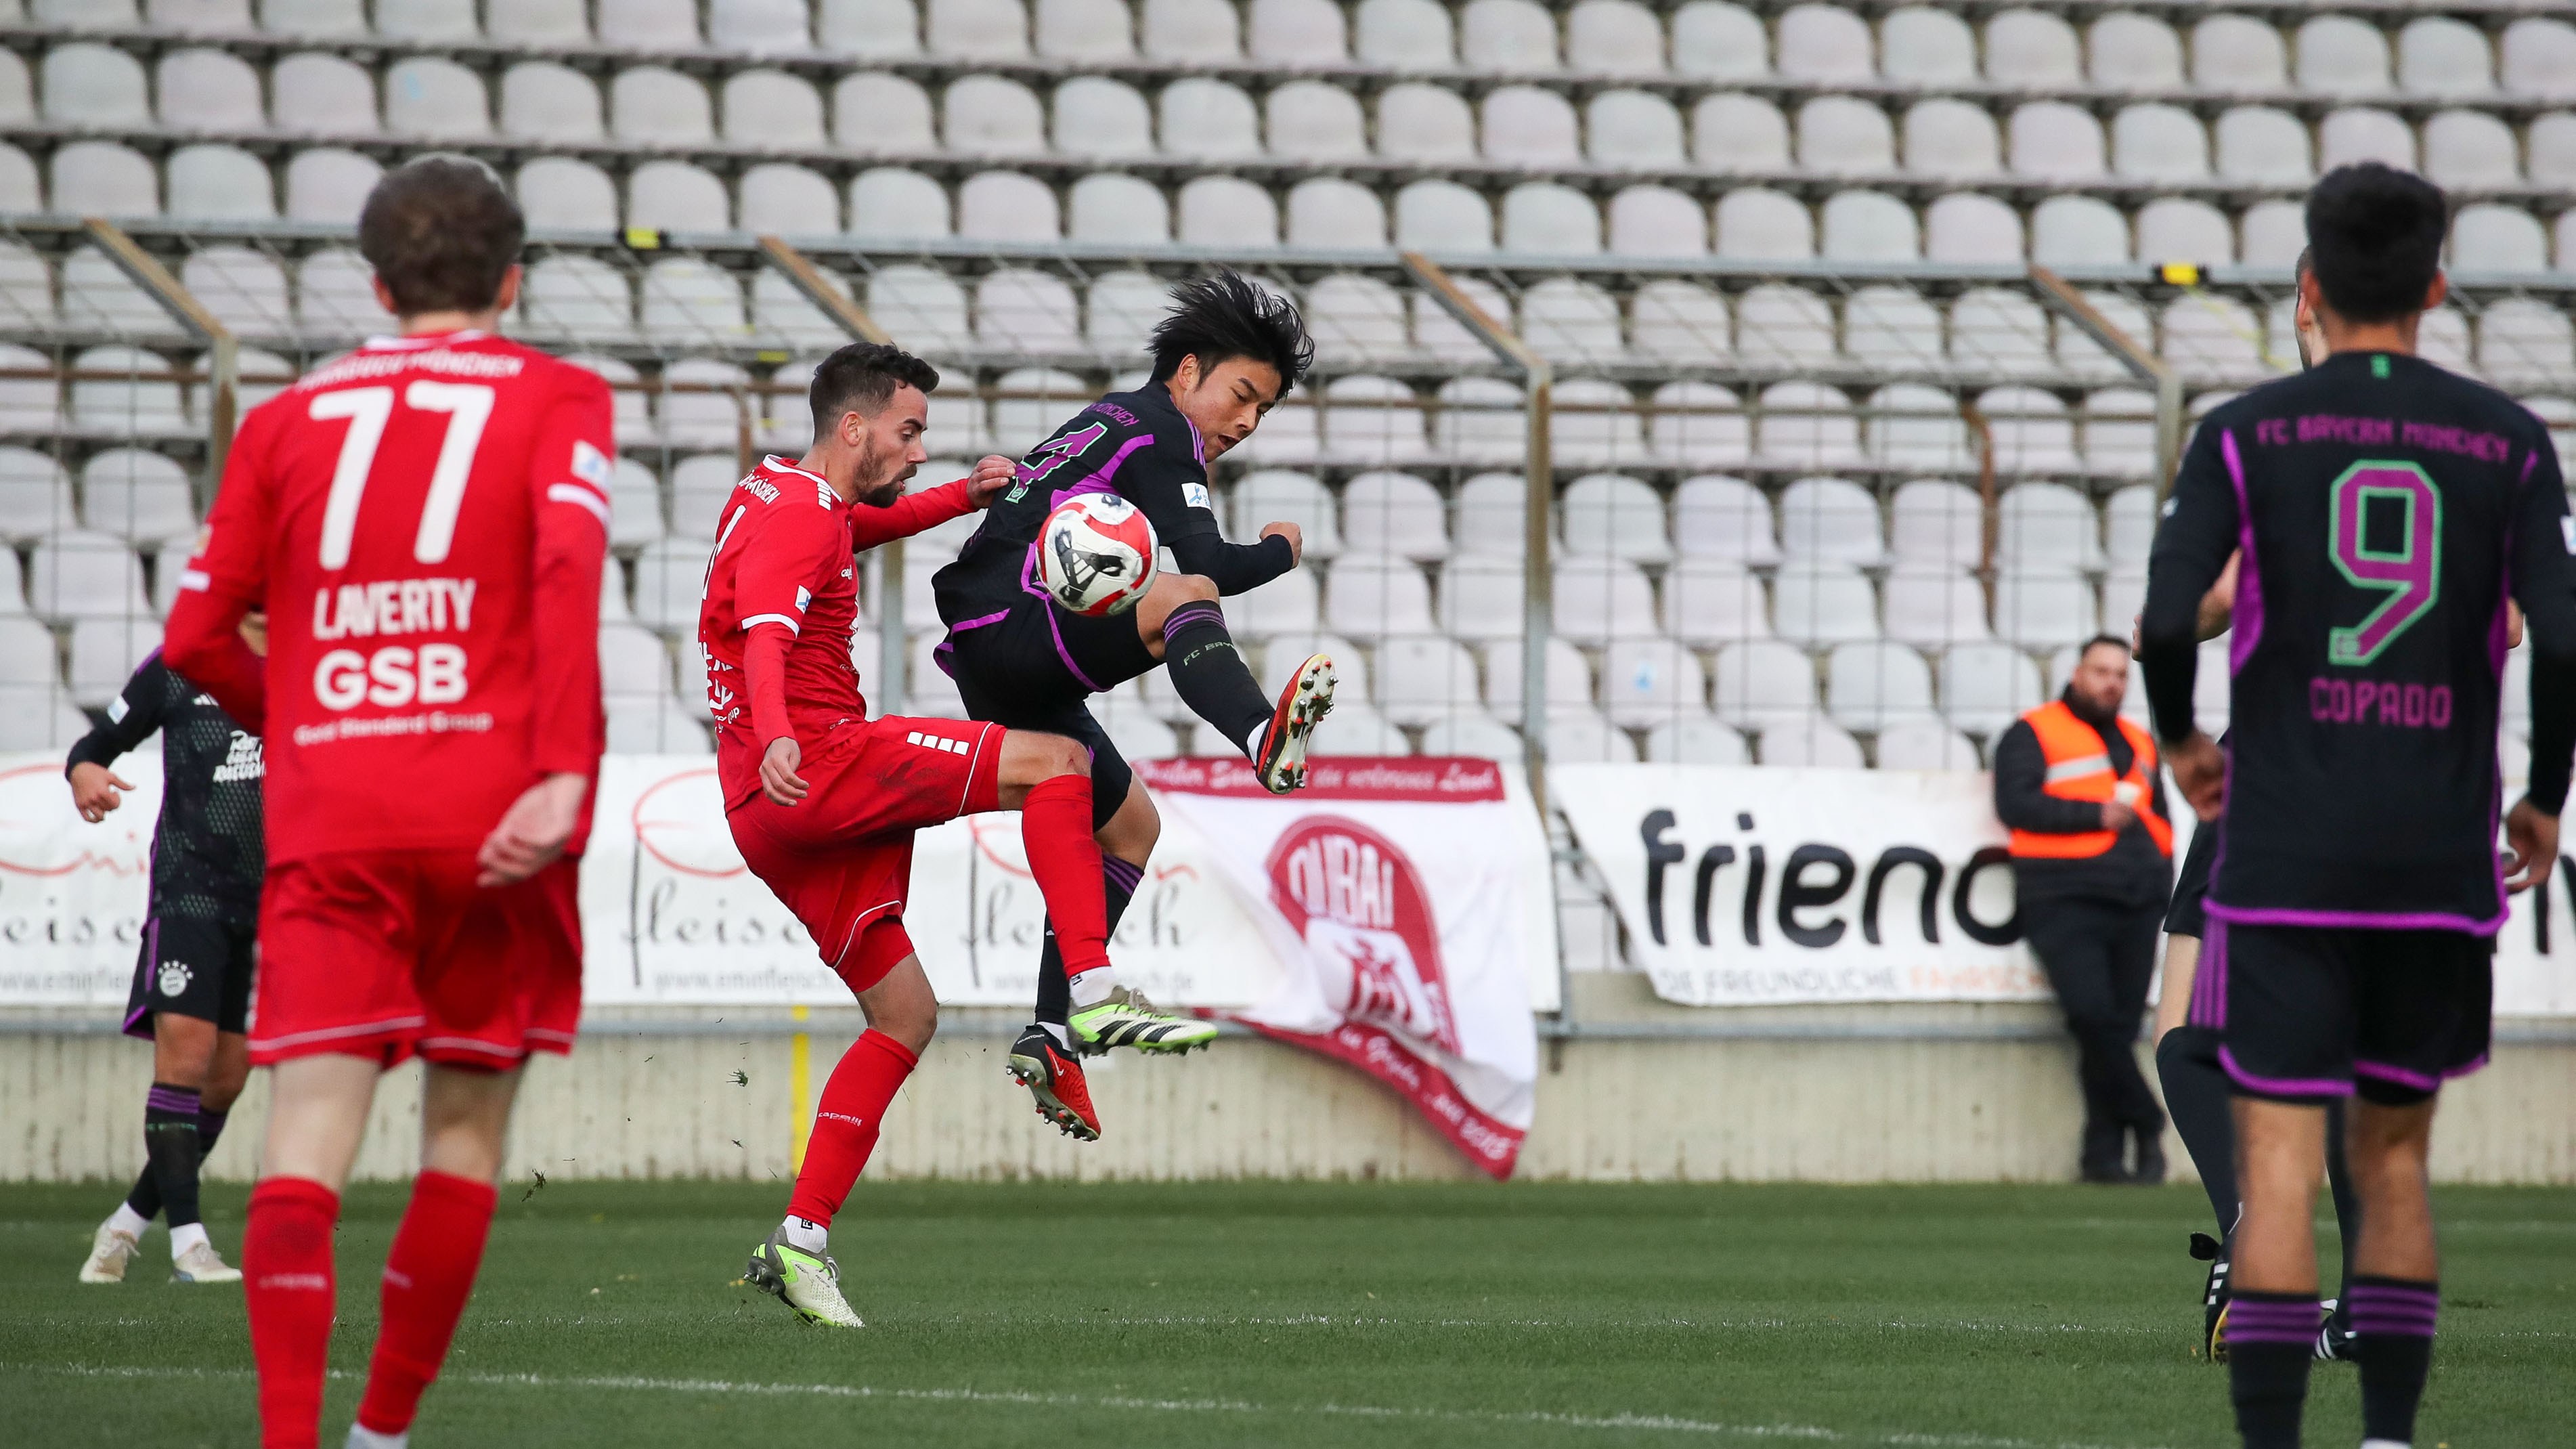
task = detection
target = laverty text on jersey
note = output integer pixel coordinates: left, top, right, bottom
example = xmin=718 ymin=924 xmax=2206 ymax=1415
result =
xmin=697 ymin=455 xmax=978 ymax=812
xmin=165 ymin=330 xmax=614 ymax=865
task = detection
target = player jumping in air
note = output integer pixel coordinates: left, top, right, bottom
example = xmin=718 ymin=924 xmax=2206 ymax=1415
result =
xmin=933 ymin=272 xmax=1332 ymax=1138
xmin=165 ymin=156 xmax=614 ymax=1449
xmin=2141 ymin=163 xmax=2576 ymax=1449
xmin=70 ymin=619 xmax=268 ymax=1286
xmin=699 ymin=342 xmax=1143 ymax=1328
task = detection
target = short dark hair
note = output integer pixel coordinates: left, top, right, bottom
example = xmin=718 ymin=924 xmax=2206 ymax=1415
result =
xmin=808 ymin=341 xmax=940 ymax=439
xmin=1148 ymin=271 xmax=1314 ymax=397
xmin=2305 ymin=164 xmax=2448 ymax=324
xmin=357 ymin=156 xmax=524 ymax=316
xmin=2079 ymin=634 xmax=2133 ymax=659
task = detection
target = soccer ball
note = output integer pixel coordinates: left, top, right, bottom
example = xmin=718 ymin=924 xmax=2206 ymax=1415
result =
xmin=1037 ymin=494 xmax=1158 ymax=618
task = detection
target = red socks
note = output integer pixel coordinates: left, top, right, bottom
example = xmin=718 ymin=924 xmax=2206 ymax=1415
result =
xmin=1021 ymin=775 xmax=1110 ymax=974
xmin=355 ymin=1170 xmax=498 ymax=1436
xmin=786 ymin=1029 xmax=921 ymax=1228
xmin=245 ymin=1176 xmax=341 ymax=1449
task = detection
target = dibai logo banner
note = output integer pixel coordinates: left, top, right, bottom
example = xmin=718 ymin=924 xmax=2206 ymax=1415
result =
xmin=1137 ymin=756 xmax=1556 ymax=1178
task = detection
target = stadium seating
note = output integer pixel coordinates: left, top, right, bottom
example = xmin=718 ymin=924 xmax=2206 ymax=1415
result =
xmin=4 ymin=0 xmax=2571 ymax=773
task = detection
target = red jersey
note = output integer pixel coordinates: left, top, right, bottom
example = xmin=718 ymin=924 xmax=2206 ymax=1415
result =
xmin=697 ymin=455 xmax=976 ymax=812
xmin=164 ymin=330 xmax=614 ymax=865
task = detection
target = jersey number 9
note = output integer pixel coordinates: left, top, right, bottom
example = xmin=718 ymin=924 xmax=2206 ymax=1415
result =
xmin=2328 ymin=461 xmax=2442 ymax=668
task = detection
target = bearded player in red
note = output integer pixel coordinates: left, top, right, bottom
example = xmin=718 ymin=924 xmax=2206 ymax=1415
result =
xmin=701 ymin=341 xmax=1156 ymax=1328
xmin=163 ymin=157 xmax=613 ymax=1448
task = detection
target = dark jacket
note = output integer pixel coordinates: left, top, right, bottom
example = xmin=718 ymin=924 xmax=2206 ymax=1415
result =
xmin=1992 ymin=689 xmax=2173 ymax=909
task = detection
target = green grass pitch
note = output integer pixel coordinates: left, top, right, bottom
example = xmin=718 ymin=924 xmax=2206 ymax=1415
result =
xmin=3 ymin=1180 xmax=2570 ymax=1447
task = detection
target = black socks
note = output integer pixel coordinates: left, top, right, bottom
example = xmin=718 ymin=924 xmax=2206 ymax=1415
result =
xmin=1035 ymin=857 xmax=1143 ymax=1026
xmin=2154 ymin=1024 xmax=2240 ymax=1228
xmin=126 ymin=1104 xmax=227 ymax=1221
xmin=139 ymin=1082 xmax=208 ymax=1230
xmin=2227 ymin=1291 xmax=2318 ymax=1448
xmin=1160 ymin=601 xmax=1272 ymax=757
xmin=2351 ymin=1276 xmax=2439 ymax=1445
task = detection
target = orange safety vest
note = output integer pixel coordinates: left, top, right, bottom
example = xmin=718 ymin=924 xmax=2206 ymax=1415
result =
xmin=2007 ymin=699 xmax=2175 ymax=860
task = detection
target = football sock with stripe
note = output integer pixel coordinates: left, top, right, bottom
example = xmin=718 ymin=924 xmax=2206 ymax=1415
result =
xmin=356 ymin=1170 xmax=498 ymax=1437
xmin=1159 ymin=601 xmax=1272 ymax=760
xmin=1035 ymin=855 xmax=1143 ymax=1044
xmin=244 ymin=1175 xmax=340 ymax=1449
xmin=2225 ymin=1291 xmax=2318 ymax=1449
xmin=143 ymin=1082 xmax=207 ymax=1232
xmin=785 ymin=1030 xmax=919 ymax=1231
xmin=129 ymin=1104 xmax=232 ymax=1224
xmin=2152 ymin=1024 xmax=2237 ymax=1230
xmin=1022 ymin=776 xmax=1110 ymax=976
xmin=2351 ymin=1276 xmax=2438 ymax=1446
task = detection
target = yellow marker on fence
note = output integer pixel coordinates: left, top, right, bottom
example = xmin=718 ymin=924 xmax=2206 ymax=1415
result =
xmin=789 ymin=1004 xmax=811 ymax=1171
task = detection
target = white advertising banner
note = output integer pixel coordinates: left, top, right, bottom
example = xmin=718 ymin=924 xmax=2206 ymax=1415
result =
xmin=1554 ymin=762 xmax=2576 ymax=1016
xmin=0 ymin=751 xmax=1555 ymax=1173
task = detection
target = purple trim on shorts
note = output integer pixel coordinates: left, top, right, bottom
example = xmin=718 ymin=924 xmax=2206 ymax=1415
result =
xmin=948 ymin=608 xmax=1011 ymax=634
xmin=2203 ymin=901 xmax=2509 ymax=935
xmin=2189 ymin=918 xmax=2228 ymax=1030
xmin=935 ymin=608 xmax=1011 ymax=680
xmin=2221 ymin=429 xmax=2265 ymax=674
xmin=2220 ymin=1044 xmax=2354 ymax=1099
xmin=1020 ymin=542 xmax=1106 ymax=693
xmin=121 ymin=915 xmax=159 ymax=1039
xmin=1049 ymin=434 xmax=1155 ymax=511
xmin=2354 ymin=1052 xmax=2490 ymax=1092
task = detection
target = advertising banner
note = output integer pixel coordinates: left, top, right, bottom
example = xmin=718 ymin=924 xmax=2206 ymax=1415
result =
xmin=1135 ymin=755 xmax=1557 ymax=1179
xmin=1554 ymin=762 xmax=2575 ymax=1016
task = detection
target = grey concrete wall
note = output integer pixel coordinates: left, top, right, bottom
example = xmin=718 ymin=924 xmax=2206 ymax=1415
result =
xmin=7 ymin=982 xmax=2571 ymax=1185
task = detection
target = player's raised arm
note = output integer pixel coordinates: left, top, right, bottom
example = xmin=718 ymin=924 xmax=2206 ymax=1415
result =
xmin=64 ymin=651 xmax=175 ymax=821
xmin=163 ymin=420 xmax=276 ymax=735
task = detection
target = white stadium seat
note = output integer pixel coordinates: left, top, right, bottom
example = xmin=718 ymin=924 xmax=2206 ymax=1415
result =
xmin=1248 ymin=0 xmax=1346 ymax=61
xmin=1777 ymin=3 xmax=1871 ymax=82
xmin=1755 ymin=383 xmax=1862 ymax=470
xmin=1632 ymin=282 xmax=1730 ymax=364
xmin=2009 ymin=103 xmax=2106 ymax=181
xmin=1589 ymin=90 xmax=1686 ymax=167
xmin=1651 ymin=382 xmax=1749 ymax=467
xmin=1713 ymin=641 xmax=1821 ymax=727
xmin=835 ymin=74 xmax=935 ymax=151
xmin=2112 ymin=106 xmax=2208 ymax=182
xmin=1888 ymin=479 xmax=1980 ymax=570
xmin=1986 ymin=9 xmax=2079 ymax=84
xmin=2089 ymin=12 xmax=2181 ymax=87
xmin=1561 ymin=474 xmax=1669 ymax=563
xmin=1772 ymin=563 xmax=1878 ymax=645
xmin=600 ymin=0 xmax=701 ymax=46
xmin=1672 ymin=475 xmax=1777 ymax=565
xmin=1378 ymin=85 xmax=1479 ymax=164
xmin=1286 ymin=178 xmax=1386 ymax=249
xmin=1938 ymin=641 xmax=2045 ymax=736
xmin=70 ymin=618 xmax=162 ymax=709
xmin=1882 ymin=566 xmax=1991 ymax=647
xmin=30 ymin=529 xmax=150 ymax=620
xmin=1904 ymin=100 xmax=2002 ymax=179
xmin=1037 ymin=0 xmax=1135 ymax=58
xmin=2320 ymin=108 xmax=2418 ymax=172
xmin=2195 ymin=14 xmax=2287 ymax=91
xmin=1994 ymin=571 xmax=2098 ymax=649
xmin=1357 ymin=0 xmax=1454 ymax=66
xmin=1599 ymin=639 xmax=1710 ymax=730
xmin=51 ymin=143 xmax=159 ymax=218
xmin=1868 ymin=385 xmax=1971 ymax=469
xmin=2299 ymin=17 xmax=2392 ymax=94
xmin=1663 ymin=560 xmax=1768 ymax=647
xmin=1322 ymin=375 xmax=1428 ymax=464
xmin=284 ymin=149 xmax=384 ymax=224
xmin=81 ymin=450 xmax=196 ymax=541
xmin=2504 ymin=19 xmax=2576 ymax=98
xmin=70 ymin=346 xmax=188 ymax=436
xmin=167 ymin=145 xmax=276 ymax=221
xmin=1715 ymin=190 xmax=1814 ymax=261
xmin=1053 ymin=77 xmax=1153 ymax=158
xmin=1554 ymin=557 xmax=1661 ymax=643
xmin=1778 ymin=475 xmax=1882 ymax=565
xmin=1342 ymin=471 xmax=1445 ymax=561
xmin=1923 ymin=194 xmax=2022 ymax=264
xmin=1162 ymin=78 xmax=1263 ymax=160
xmin=1883 ymin=6 xmax=1976 ymax=85
xmin=501 ymin=62 xmax=604 ymax=142
xmin=712 ymin=0 xmax=812 ymax=50
xmin=2452 ymin=204 xmax=2550 ymax=272
xmin=1827 ymin=641 xmax=1937 ymax=732
xmin=957 ymin=171 xmax=1060 ymax=242
xmin=1268 ymin=82 xmax=1369 ymax=162
xmin=156 ymin=47 xmax=264 ymax=131
xmin=1485 ymin=86 xmax=1582 ymax=165
xmin=1607 ymin=186 xmax=1707 ymax=258
xmin=1438 ymin=553 xmax=1525 ymax=641
xmin=1067 ymin=175 xmax=1169 ymax=244
xmin=1481 ymin=634 xmax=1595 ymax=717
xmin=2400 ymin=16 xmax=2494 ymax=95
xmin=1672 ymin=1 xmax=1765 ymax=79
xmin=1876 ymin=718 xmax=1981 ymax=771
xmin=2216 ymin=107 xmax=2313 ymax=183
xmin=1177 ymin=175 xmax=1278 ymax=247
xmin=725 ymin=71 xmax=828 ymax=148
xmin=1798 ymin=96 xmax=1896 ymax=175
xmin=946 ymin=74 xmax=1046 ymax=155
xmin=1146 ymin=0 xmax=1240 ymax=59
xmin=1375 ymin=634 xmax=1483 ymax=728
xmin=2424 ymin=110 xmax=2520 ymax=188
xmin=1820 ymin=192 xmax=1919 ymax=263
xmin=1694 ymin=95 xmax=1791 ymax=171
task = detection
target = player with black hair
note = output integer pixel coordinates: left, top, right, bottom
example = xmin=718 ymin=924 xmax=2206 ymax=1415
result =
xmin=70 ymin=620 xmax=269 ymax=1288
xmin=933 ymin=270 xmax=1334 ymax=1138
xmin=2142 ymin=163 xmax=2576 ymax=1449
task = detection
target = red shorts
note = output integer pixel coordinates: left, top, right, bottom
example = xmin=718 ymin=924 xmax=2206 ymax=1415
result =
xmin=251 ymin=850 xmax=583 ymax=1068
xmin=730 ymin=714 xmax=1004 ymax=991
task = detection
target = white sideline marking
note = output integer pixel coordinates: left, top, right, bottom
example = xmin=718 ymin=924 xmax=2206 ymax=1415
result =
xmin=4 ymin=1363 xmax=2177 ymax=1449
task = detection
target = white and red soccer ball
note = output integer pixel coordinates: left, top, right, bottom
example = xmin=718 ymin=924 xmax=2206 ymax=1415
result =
xmin=1038 ymin=494 xmax=1158 ymax=617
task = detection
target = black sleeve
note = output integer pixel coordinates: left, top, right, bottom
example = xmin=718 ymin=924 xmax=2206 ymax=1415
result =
xmin=2510 ymin=435 xmax=2576 ymax=814
xmin=2140 ymin=419 xmax=2243 ymax=744
xmin=1992 ymin=720 xmax=2113 ymax=834
xmin=65 ymin=653 xmax=172 ymax=775
xmin=1125 ymin=436 xmax=1294 ymax=595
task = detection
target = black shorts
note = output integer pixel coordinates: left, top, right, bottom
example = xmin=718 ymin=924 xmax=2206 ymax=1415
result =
xmin=2193 ymin=919 xmax=2492 ymax=1106
xmin=938 ymin=590 xmax=1154 ymax=832
xmin=123 ymin=913 xmax=257 ymax=1039
xmin=2164 ymin=819 xmax=2217 ymax=938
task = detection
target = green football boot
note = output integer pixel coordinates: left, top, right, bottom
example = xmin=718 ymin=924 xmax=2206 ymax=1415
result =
xmin=1069 ymin=985 xmax=1220 ymax=1056
xmin=745 ymin=1228 xmax=862 ymax=1328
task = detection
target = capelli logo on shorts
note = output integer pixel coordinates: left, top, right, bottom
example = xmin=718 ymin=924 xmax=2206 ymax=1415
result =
xmin=157 ymin=961 xmax=193 ymax=997
xmin=905 ymin=731 xmax=970 ymax=757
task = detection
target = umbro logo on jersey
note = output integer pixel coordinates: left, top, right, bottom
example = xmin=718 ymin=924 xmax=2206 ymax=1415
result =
xmin=905 ymin=731 xmax=971 ymax=756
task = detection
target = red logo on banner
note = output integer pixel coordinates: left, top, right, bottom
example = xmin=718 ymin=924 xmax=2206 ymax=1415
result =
xmin=1265 ymin=815 xmax=1460 ymax=1056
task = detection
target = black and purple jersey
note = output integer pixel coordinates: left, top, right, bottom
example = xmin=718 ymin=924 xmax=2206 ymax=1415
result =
xmin=933 ymin=383 xmax=1292 ymax=626
xmin=2140 ymin=350 xmax=2576 ymax=933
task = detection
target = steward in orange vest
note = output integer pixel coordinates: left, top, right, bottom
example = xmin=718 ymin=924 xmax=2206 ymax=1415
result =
xmin=1992 ymin=636 xmax=2175 ymax=1184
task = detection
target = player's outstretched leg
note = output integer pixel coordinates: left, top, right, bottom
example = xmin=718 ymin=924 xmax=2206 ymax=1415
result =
xmin=87 ymin=1016 xmax=248 ymax=1283
xmin=749 ymin=923 xmax=931 ymax=1327
xmin=1138 ymin=575 xmax=1334 ymax=795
